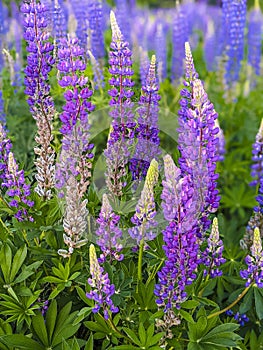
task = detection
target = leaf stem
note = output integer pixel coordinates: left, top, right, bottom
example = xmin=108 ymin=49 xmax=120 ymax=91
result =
xmin=137 ymin=239 xmax=144 ymax=292
xmin=207 ymin=284 xmax=252 ymax=319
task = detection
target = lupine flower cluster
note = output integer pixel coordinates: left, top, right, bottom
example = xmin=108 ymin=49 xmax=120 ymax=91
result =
xmin=58 ymin=176 xmax=89 ymax=258
xmin=201 ymin=217 xmax=226 ymax=278
xmin=0 ymin=124 xmax=34 ymax=221
xmin=96 ymin=194 xmax=123 ymax=262
xmin=129 ymin=158 xmax=159 ymax=244
xmin=247 ymin=0 xmax=263 ymax=77
xmin=86 ymin=244 xmax=119 ymax=320
xmin=226 ymin=310 xmax=249 ymax=327
xmin=171 ymin=2 xmax=189 ymax=83
xmin=222 ymin=0 xmax=247 ymax=91
xmin=55 ymin=37 xmax=94 ymax=198
xmin=129 ymin=55 xmax=160 ymax=181
xmin=155 ymin=155 xmax=199 ymax=312
xmin=104 ymin=11 xmax=135 ymax=197
xmin=87 ymin=0 xmax=104 ymax=61
xmin=240 ymin=227 xmax=263 ymax=287
xmin=178 ymin=43 xmax=220 ymax=234
xmin=22 ymin=0 xmax=56 ymax=200
xmin=242 ymin=119 xmax=263 ymax=249
xmin=52 ymin=0 xmax=67 ymax=47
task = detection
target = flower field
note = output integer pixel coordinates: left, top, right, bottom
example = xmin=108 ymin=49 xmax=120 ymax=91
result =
xmin=0 ymin=0 xmax=263 ymax=349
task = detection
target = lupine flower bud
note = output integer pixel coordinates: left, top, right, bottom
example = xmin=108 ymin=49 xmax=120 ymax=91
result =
xmin=240 ymin=227 xmax=263 ymax=287
xmin=129 ymin=158 xmax=158 ymax=244
xmin=86 ymin=244 xmax=119 ymax=320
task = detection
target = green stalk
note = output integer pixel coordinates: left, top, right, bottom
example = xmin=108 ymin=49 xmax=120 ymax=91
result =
xmin=207 ymin=284 xmax=252 ymax=319
xmin=137 ymin=239 xmax=144 ymax=292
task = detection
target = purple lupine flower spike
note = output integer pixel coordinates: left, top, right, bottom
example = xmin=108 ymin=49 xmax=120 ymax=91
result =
xmin=242 ymin=120 xmax=263 ymax=249
xmin=247 ymin=0 xmax=263 ymax=77
xmin=130 ymin=55 xmax=161 ymax=182
xmin=178 ymin=42 xmax=220 ymax=234
xmin=201 ymin=217 xmax=226 ymax=278
xmin=86 ymin=244 xmax=119 ymax=320
xmin=155 ymin=155 xmax=199 ymax=312
xmin=58 ymin=176 xmax=88 ymax=258
xmin=22 ymin=0 xmax=56 ymax=200
xmin=55 ymin=37 xmax=94 ymax=198
xmin=139 ymin=47 xmax=150 ymax=85
xmin=171 ymin=1 xmax=189 ymax=83
xmin=129 ymin=159 xmax=159 ymax=244
xmin=0 ymin=124 xmax=34 ymax=222
xmin=52 ymin=0 xmax=67 ymax=47
xmin=96 ymin=194 xmax=123 ymax=262
xmin=222 ymin=0 xmax=247 ymax=95
xmin=104 ymin=11 xmax=135 ymax=197
xmin=87 ymin=0 xmax=104 ymax=61
xmin=240 ymin=227 xmax=263 ymax=288
xmin=87 ymin=50 xmax=104 ymax=90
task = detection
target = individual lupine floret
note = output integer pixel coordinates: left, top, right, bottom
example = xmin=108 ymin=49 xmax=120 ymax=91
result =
xmin=0 ymin=124 xmax=34 ymax=221
xmin=178 ymin=42 xmax=220 ymax=234
xmin=247 ymin=0 xmax=263 ymax=77
xmin=21 ymin=0 xmax=56 ymax=200
xmin=96 ymin=194 xmax=123 ymax=262
xmin=104 ymin=11 xmax=135 ymax=197
xmin=86 ymin=244 xmax=119 ymax=320
xmin=240 ymin=227 xmax=263 ymax=287
xmin=201 ymin=217 xmax=226 ymax=278
xmin=155 ymin=155 xmax=199 ymax=312
xmin=129 ymin=55 xmax=161 ymax=181
xmin=129 ymin=158 xmax=159 ymax=244
xmin=58 ymin=176 xmax=88 ymax=258
xmin=55 ymin=37 xmax=94 ymax=198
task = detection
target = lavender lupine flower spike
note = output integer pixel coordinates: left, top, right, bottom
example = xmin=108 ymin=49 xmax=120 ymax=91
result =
xmin=155 ymin=155 xmax=199 ymax=314
xmin=22 ymin=0 xmax=56 ymax=200
xmin=55 ymin=37 xmax=94 ymax=198
xmin=96 ymin=194 xmax=123 ymax=262
xmin=104 ymin=11 xmax=135 ymax=197
xmin=58 ymin=176 xmax=88 ymax=258
xmin=86 ymin=244 xmax=119 ymax=320
xmin=201 ymin=217 xmax=226 ymax=278
xmin=0 ymin=124 xmax=34 ymax=222
xmin=130 ymin=55 xmax=161 ymax=181
xmin=240 ymin=227 xmax=263 ymax=288
xmin=129 ymin=158 xmax=159 ymax=244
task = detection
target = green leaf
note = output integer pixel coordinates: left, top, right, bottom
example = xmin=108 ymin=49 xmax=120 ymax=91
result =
xmin=9 ymin=245 xmax=27 ymax=283
xmin=138 ymin=323 xmax=146 ymax=345
xmin=147 ymin=333 xmax=164 ymax=347
xmin=0 ymin=244 xmax=12 ymax=283
xmin=32 ymin=312 xmax=49 ymax=346
xmin=123 ymin=328 xmax=141 ymax=346
xmin=254 ymin=287 xmax=263 ymax=320
xmin=45 ymin=299 xmax=57 ymax=343
xmin=84 ymin=333 xmax=93 ymax=350
xmin=14 ymin=261 xmax=43 ymax=284
xmin=179 ymin=310 xmax=195 ymax=324
xmin=53 ymin=301 xmax=72 ymax=335
xmin=181 ymin=300 xmax=200 ymax=309
xmin=112 ymin=346 xmax=139 ymax=350
xmin=1 ymin=334 xmax=45 ymax=349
